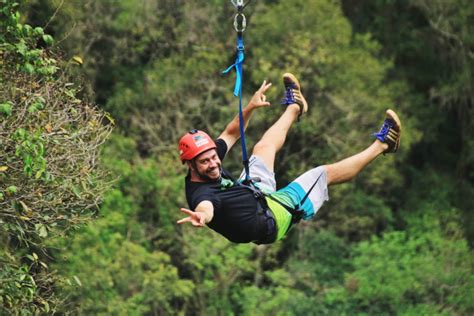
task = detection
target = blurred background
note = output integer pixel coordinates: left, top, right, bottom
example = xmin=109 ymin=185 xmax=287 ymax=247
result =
xmin=1 ymin=0 xmax=473 ymax=314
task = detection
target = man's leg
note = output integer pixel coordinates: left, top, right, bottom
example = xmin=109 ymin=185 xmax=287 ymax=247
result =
xmin=324 ymin=109 xmax=402 ymax=186
xmin=252 ymin=104 xmax=299 ymax=171
xmin=323 ymin=140 xmax=386 ymax=185
xmin=269 ymin=108 xmax=402 ymax=228
xmin=252 ymin=73 xmax=308 ymax=172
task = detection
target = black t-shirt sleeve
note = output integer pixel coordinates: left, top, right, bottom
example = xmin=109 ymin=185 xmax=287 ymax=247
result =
xmin=189 ymin=187 xmax=221 ymax=211
xmin=215 ymin=138 xmax=228 ymax=160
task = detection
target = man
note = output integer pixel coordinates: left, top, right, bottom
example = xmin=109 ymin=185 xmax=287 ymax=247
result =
xmin=177 ymin=73 xmax=401 ymax=244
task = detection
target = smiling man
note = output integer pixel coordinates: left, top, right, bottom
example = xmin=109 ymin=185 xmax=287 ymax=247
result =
xmin=177 ymin=74 xmax=401 ymax=244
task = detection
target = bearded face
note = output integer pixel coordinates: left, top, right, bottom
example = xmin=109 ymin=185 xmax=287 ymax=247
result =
xmin=188 ymin=149 xmax=222 ymax=181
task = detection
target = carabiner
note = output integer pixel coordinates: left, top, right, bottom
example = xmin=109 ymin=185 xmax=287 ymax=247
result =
xmin=233 ymin=12 xmax=246 ymax=32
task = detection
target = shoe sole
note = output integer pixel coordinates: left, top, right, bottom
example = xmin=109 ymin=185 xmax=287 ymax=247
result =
xmin=386 ymin=109 xmax=401 ymax=152
xmin=283 ymin=73 xmax=308 ymax=115
xmin=386 ymin=109 xmax=401 ymax=132
xmin=283 ymin=73 xmax=301 ymax=89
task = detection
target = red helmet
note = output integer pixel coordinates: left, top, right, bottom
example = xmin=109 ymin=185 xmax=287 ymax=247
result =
xmin=178 ymin=129 xmax=217 ymax=163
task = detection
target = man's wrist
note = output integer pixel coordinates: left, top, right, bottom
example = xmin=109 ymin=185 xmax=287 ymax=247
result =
xmin=245 ymin=103 xmax=257 ymax=112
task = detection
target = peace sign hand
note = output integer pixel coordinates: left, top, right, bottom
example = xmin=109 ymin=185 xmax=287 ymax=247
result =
xmin=249 ymin=80 xmax=272 ymax=109
xmin=177 ymin=208 xmax=206 ymax=227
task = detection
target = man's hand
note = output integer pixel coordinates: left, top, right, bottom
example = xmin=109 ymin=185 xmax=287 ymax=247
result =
xmin=218 ymin=80 xmax=272 ymax=152
xmin=177 ymin=208 xmax=206 ymax=227
xmin=248 ymin=80 xmax=272 ymax=109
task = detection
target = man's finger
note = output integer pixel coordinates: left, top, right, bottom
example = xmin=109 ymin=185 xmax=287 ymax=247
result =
xmin=177 ymin=217 xmax=192 ymax=224
xmin=180 ymin=208 xmax=194 ymax=215
xmin=262 ymin=82 xmax=272 ymax=92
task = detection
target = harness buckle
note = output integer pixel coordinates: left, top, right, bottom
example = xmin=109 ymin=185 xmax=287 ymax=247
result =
xmin=291 ymin=208 xmax=305 ymax=224
xmin=253 ymin=190 xmax=264 ymax=199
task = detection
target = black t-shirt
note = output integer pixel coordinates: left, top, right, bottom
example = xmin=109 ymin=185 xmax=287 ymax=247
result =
xmin=185 ymin=139 xmax=261 ymax=243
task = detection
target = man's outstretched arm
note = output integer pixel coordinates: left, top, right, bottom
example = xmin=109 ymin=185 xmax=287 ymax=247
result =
xmin=218 ymin=80 xmax=272 ymax=152
xmin=177 ymin=200 xmax=214 ymax=227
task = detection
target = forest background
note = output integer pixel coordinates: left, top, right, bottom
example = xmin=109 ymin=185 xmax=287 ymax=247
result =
xmin=1 ymin=0 xmax=473 ymax=314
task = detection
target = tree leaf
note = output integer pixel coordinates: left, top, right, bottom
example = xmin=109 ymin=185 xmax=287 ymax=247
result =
xmin=19 ymin=200 xmax=30 ymax=211
xmin=73 ymin=275 xmax=82 ymax=287
xmin=23 ymin=63 xmax=34 ymax=74
xmin=42 ymin=34 xmax=54 ymax=46
xmin=35 ymin=224 xmax=48 ymax=238
xmin=35 ymin=170 xmax=44 ymax=179
xmin=72 ymin=185 xmax=81 ymax=198
xmin=7 ymin=186 xmax=17 ymax=194
xmin=0 ymin=102 xmax=13 ymax=116
xmin=33 ymin=27 xmax=44 ymax=36
xmin=72 ymin=56 xmax=83 ymax=65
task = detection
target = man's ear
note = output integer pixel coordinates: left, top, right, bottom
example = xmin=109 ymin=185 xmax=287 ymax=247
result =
xmin=186 ymin=160 xmax=194 ymax=171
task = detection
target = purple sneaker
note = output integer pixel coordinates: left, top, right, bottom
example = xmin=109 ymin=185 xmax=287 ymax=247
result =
xmin=281 ymin=73 xmax=308 ymax=121
xmin=373 ymin=109 xmax=402 ymax=154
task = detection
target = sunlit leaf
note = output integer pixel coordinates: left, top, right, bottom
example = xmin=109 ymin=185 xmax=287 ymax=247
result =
xmin=72 ymin=56 xmax=83 ymax=65
xmin=73 ymin=275 xmax=82 ymax=287
xmin=0 ymin=102 xmax=13 ymax=116
xmin=42 ymin=34 xmax=54 ymax=46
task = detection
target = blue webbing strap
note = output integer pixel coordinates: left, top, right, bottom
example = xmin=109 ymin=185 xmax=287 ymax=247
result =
xmin=223 ymin=33 xmax=250 ymax=181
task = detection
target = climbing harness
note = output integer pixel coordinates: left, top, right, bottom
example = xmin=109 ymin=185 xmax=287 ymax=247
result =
xmin=239 ymin=172 xmax=323 ymax=235
xmin=222 ymin=0 xmax=252 ymax=182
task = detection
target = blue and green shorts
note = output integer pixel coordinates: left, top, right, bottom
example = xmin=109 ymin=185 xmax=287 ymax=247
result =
xmin=238 ymin=155 xmax=329 ymax=241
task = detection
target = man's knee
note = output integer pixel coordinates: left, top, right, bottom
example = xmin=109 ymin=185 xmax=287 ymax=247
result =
xmin=322 ymin=165 xmax=334 ymax=185
xmin=323 ymin=164 xmax=354 ymax=186
xmin=252 ymin=141 xmax=276 ymax=156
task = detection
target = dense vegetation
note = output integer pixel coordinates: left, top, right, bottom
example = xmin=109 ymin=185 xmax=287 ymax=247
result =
xmin=1 ymin=0 xmax=473 ymax=314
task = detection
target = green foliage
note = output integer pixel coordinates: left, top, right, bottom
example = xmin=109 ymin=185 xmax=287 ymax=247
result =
xmin=0 ymin=101 xmax=13 ymax=116
xmin=0 ymin=0 xmax=113 ymax=313
xmin=328 ymin=186 xmax=394 ymax=241
xmin=0 ymin=253 xmax=40 ymax=314
xmin=12 ymin=128 xmax=46 ymax=178
xmin=238 ymin=280 xmax=307 ymax=316
xmin=53 ymin=221 xmax=193 ymax=314
xmin=8 ymin=0 xmax=473 ymax=314
xmin=48 ymin=135 xmax=192 ymax=313
xmin=345 ymin=216 xmax=474 ymax=315
xmin=287 ymin=229 xmax=352 ymax=287
xmin=181 ymin=228 xmax=256 ymax=314
xmin=338 ymin=172 xmax=474 ymax=315
xmin=1 ymin=1 xmax=57 ymax=76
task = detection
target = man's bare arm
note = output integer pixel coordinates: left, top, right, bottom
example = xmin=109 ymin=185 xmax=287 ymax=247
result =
xmin=218 ymin=80 xmax=272 ymax=152
xmin=177 ymin=200 xmax=214 ymax=227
